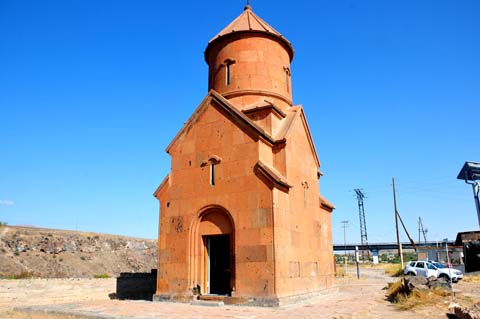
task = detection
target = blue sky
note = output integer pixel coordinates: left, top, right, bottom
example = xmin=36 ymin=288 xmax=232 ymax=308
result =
xmin=1 ymin=0 xmax=479 ymax=243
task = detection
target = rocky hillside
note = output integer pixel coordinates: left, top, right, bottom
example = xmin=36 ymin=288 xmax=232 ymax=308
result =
xmin=0 ymin=225 xmax=157 ymax=278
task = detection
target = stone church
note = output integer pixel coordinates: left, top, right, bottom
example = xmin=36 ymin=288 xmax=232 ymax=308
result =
xmin=153 ymin=5 xmax=335 ymax=306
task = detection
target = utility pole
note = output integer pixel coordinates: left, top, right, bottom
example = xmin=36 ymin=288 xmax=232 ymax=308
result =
xmin=341 ymin=220 xmax=349 ymax=274
xmin=418 ymin=217 xmax=421 ymax=243
xmin=392 ymin=177 xmax=404 ymax=268
xmin=418 ymin=217 xmax=428 ymax=243
xmin=354 ymin=189 xmax=368 ymax=260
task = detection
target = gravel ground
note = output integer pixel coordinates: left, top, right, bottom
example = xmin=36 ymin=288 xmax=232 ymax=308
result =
xmin=0 ymin=267 xmax=478 ymax=319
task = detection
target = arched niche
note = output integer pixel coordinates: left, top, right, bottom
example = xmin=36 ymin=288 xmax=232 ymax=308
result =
xmin=189 ymin=205 xmax=235 ymax=296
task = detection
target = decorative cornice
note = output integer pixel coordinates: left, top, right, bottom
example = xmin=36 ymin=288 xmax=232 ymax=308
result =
xmin=222 ymin=89 xmax=293 ymax=106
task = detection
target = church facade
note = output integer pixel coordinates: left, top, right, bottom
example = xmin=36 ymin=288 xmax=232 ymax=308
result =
xmin=153 ymin=5 xmax=335 ymax=306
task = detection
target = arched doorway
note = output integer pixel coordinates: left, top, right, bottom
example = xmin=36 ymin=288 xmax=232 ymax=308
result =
xmin=193 ymin=206 xmax=235 ymax=296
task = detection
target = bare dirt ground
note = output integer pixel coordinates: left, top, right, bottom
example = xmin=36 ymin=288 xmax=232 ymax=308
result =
xmin=0 ymin=266 xmax=478 ymax=319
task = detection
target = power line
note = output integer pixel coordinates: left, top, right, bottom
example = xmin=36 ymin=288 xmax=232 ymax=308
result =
xmin=354 ymin=189 xmax=368 ymax=252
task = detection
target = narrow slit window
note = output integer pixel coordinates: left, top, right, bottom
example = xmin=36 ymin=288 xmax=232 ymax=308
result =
xmin=303 ymin=187 xmax=307 ymax=208
xmin=286 ymin=71 xmax=290 ymax=93
xmin=210 ymin=163 xmax=215 ymax=186
xmin=226 ymin=63 xmax=231 ymax=85
xmin=302 ymin=181 xmax=309 ymax=208
xmin=284 ymin=67 xmax=291 ymax=93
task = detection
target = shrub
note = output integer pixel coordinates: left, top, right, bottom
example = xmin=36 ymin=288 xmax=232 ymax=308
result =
xmin=0 ymin=271 xmax=36 ymax=279
xmin=93 ymin=273 xmax=111 ymax=279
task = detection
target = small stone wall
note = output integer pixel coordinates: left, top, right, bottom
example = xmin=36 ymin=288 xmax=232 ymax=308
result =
xmin=116 ymin=269 xmax=157 ymax=300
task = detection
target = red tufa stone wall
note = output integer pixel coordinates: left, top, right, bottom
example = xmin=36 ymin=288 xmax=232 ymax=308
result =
xmin=155 ymin=103 xmax=276 ymax=297
xmin=207 ymin=34 xmax=293 ymax=111
xmin=154 ymin=6 xmax=334 ymax=304
xmin=272 ymin=111 xmax=335 ymax=297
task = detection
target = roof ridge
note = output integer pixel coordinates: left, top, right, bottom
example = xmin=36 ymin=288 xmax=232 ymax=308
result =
xmin=166 ymin=90 xmax=283 ymax=154
xmin=205 ymin=7 xmax=294 ymax=62
xmin=207 ymin=7 xmax=288 ymax=44
xmin=249 ymin=10 xmax=278 ymax=34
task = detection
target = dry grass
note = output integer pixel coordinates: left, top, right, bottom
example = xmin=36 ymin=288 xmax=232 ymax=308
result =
xmin=462 ymin=274 xmax=480 ymax=283
xmin=386 ymin=278 xmax=450 ymax=310
xmin=386 ymin=279 xmax=409 ymax=302
xmin=357 ymin=263 xmax=404 ymax=276
xmin=335 ymin=266 xmax=346 ymax=277
xmin=384 ymin=264 xmax=403 ymax=277
xmin=394 ymin=287 xmax=450 ymax=310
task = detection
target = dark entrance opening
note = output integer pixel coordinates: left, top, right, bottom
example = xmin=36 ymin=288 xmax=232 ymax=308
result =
xmin=204 ymin=234 xmax=231 ymax=295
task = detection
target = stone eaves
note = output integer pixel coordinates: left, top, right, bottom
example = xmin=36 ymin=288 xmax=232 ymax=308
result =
xmin=319 ymin=194 xmax=335 ymax=211
xmin=242 ymin=100 xmax=287 ymax=119
xmin=153 ymin=174 xmax=170 ymax=198
xmin=255 ymin=160 xmax=292 ymax=190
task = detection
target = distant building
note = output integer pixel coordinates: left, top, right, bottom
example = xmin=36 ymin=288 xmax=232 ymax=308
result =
xmin=456 ymin=230 xmax=480 ymax=273
xmin=153 ymin=5 xmax=335 ymax=306
xmin=455 ymin=230 xmax=480 ymax=245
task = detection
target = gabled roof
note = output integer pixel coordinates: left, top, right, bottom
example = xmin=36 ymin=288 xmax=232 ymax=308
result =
xmin=205 ymin=5 xmax=294 ymax=62
xmin=165 ymin=90 xmax=321 ymax=170
xmin=274 ymin=106 xmax=321 ymax=167
xmin=166 ymin=90 xmax=284 ymax=154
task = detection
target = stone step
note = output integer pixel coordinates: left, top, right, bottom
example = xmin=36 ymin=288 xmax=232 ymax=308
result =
xmin=191 ymin=299 xmax=224 ymax=307
xmin=198 ymin=294 xmax=226 ymax=302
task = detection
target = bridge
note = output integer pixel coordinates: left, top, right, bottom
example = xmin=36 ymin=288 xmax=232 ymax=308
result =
xmin=333 ymin=241 xmax=456 ymax=252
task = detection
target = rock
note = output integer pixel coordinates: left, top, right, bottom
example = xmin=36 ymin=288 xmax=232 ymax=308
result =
xmin=427 ymin=276 xmax=451 ymax=290
xmin=125 ymin=241 xmax=147 ymax=250
xmin=449 ymin=303 xmax=480 ymax=319
xmin=0 ymin=226 xmax=157 ymax=278
xmin=404 ymin=275 xmax=427 ymax=290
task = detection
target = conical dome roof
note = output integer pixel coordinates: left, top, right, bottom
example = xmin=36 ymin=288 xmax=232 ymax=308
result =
xmin=205 ymin=5 xmax=294 ymax=61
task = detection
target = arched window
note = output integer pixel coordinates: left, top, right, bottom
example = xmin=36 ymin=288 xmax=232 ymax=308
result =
xmin=201 ymin=155 xmax=222 ymax=187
